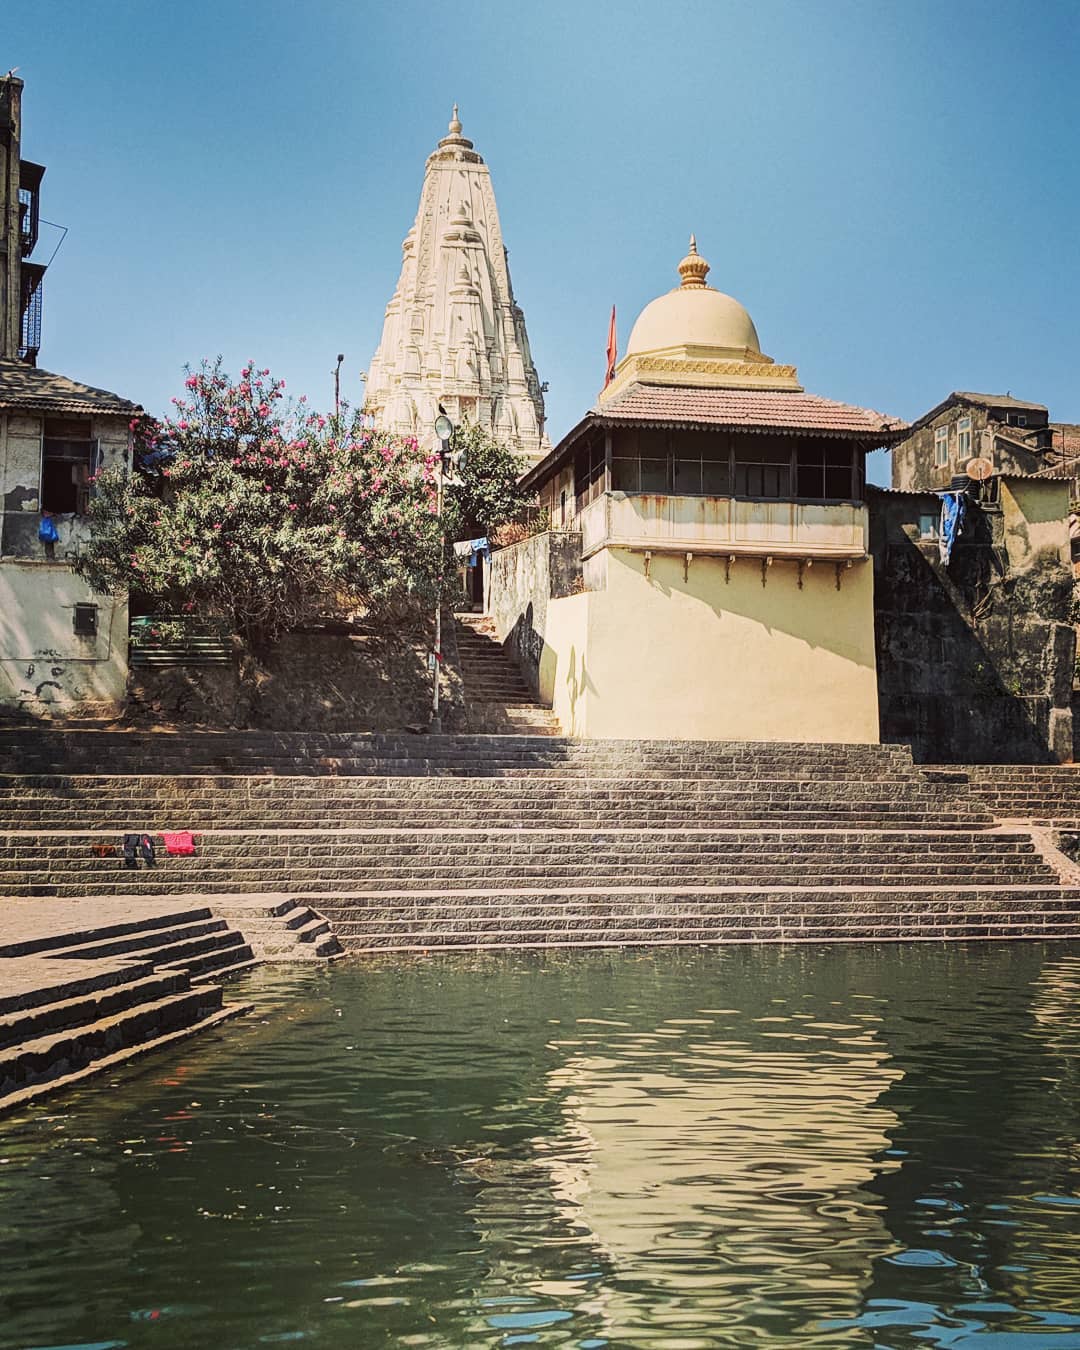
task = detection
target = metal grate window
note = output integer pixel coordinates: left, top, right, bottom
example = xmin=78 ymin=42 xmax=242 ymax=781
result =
xmin=19 ymin=262 xmax=45 ymax=364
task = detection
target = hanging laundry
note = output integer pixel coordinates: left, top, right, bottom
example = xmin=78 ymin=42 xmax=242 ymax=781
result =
xmin=122 ymin=833 xmax=139 ymax=869
xmin=162 ymin=831 xmax=196 ymax=856
xmin=453 ymin=537 xmax=490 ymax=569
xmin=938 ymin=491 xmax=967 ymax=566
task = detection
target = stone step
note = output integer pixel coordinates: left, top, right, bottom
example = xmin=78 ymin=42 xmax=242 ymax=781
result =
xmin=159 ymin=934 xmax=254 ymax=978
xmin=0 ymin=969 xmax=188 ymax=1050
xmin=0 ymin=985 xmax=225 ymax=1094
xmin=0 ymin=1003 xmax=249 ymax=1117
xmin=0 ymin=956 xmax=158 ymax=1014
xmin=51 ymin=917 xmax=233 ymax=963
xmin=0 ymin=904 xmax=215 ymax=959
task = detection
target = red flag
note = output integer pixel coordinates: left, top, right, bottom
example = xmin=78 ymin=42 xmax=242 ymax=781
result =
xmin=604 ymin=305 xmax=617 ymax=388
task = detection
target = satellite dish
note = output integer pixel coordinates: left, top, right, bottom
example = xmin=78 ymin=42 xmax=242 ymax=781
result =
xmin=966 ymin=457 xmax=993 ymax=481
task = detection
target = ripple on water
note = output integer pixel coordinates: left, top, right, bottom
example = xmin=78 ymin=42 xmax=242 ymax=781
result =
xmin=0 ymin=945 xmax=1078 ymax=1347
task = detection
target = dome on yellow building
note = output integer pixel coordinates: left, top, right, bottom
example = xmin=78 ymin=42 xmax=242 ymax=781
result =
xmin=626 ymin=236 xmax=761 ymax=358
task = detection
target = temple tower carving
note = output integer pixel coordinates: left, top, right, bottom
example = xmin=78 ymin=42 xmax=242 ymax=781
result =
xmin=362 ymin=108 xmax=551 ymax=464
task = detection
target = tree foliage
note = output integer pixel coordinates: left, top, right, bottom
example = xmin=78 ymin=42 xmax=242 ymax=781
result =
xmin=75 ymin=359 xmax=443 ymax=650
xmin=442 ymin=421 xmax=534 ymax=543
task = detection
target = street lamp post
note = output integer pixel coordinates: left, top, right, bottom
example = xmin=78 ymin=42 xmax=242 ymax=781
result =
xmin=333 ymin=354 xmax=344 ymax=422
xmin=431 ymin=412 xmax=455 ymax=734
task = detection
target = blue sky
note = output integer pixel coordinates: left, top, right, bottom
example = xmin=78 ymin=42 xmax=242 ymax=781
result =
xmin=7 ymin=0 xmax=1079 ymax=484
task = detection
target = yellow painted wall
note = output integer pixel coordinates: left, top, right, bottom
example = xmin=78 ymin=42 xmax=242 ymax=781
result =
xmin=1000 ymin=478 xmax=1071 ymax=570
xmin=540 ymin=547 xmax=879 ymax=742
xmin=0 ymin=561 xmax=128 ymax=717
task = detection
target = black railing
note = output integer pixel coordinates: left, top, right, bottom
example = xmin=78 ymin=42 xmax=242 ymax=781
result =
xmin=18 ymin=161 xmax=44 ymax=258
xmin=19 ymin=261 xmax=45 ymax=364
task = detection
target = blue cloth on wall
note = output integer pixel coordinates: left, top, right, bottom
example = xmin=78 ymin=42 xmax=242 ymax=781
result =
xmin=938 ymin=491 xmax=967 ymax=566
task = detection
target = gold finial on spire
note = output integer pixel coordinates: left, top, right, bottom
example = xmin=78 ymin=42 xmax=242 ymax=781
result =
xmin=677 ymin=234 xmax=710 ymax=289
xmin=449 ymin=103 xmax=462 ymax=135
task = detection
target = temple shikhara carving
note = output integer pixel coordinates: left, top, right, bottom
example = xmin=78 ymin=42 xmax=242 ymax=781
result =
xmin=362 ymin=108 xmax=551 ymax=464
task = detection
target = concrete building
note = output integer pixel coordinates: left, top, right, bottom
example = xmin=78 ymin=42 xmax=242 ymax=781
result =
xmin=1 ymin=74 xmax=46 ymax=365
xmin=892 ymin=390 xmax=1070 ymax=491
xmin=0 ymin=75 xmax=140 ymax=720
xmin=884 ymin=388 xmax=1078 ymax=762
xmin=486 ymin=239 xmax=907 ymax=742
xmin=362 ymin=108 xmax=551 ymax=465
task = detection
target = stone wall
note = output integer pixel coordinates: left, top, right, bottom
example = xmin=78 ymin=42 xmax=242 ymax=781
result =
xmin=123 ymin=629 xmax=467 ymax=732
xmin=870 ymin=479 xmax=1075 ymax=763
xmin=487 ymin=530 xmax=583 ymax=697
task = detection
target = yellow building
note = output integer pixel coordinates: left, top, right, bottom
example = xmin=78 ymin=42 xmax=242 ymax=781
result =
xmin=487 ymin=240 xmax=908 ymax=742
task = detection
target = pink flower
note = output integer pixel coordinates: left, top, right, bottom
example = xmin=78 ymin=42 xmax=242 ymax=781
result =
xmin=178 ymin=420 xmax=189 ymax=431
xmin=288 ymin=503 xmax=298 ymax=511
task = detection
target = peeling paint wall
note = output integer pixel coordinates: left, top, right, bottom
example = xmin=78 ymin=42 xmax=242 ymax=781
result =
xmin=0 ymin=560 xmax=127 ymax=717
xmin=0 ymin=408 xmax=131 ymax=716
xmin=0 ymin=410 xmax=131 ymax=559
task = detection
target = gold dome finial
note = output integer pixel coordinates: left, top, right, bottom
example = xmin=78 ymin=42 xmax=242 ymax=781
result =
xmin=677 ymin=234 xmax=710 ymax=289
xmin=449 ymin=103 xmax=462 ymax=135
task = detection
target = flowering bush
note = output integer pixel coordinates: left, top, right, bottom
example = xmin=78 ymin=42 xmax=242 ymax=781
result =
xmin=76 ymin=359 xmax=443 ymax=650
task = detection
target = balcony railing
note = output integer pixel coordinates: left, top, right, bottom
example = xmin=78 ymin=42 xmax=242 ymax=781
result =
xmin=18 ymin=161 xmax=45 ymax=258
xmin=579 ymin=491 xmax=868 ymax=561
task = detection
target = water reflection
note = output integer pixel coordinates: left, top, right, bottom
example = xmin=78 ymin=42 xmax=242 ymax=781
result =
xmin=0 ymin=946 xmax=1076 ymax=1349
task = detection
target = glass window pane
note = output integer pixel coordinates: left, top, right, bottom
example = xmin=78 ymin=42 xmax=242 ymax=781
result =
xmin=824 ymin=465 xmax=852 ymax=498
xmin=611 ymin=457 xmax=639 ymax=492
xmin=702 ymin=460 xmax=731 ymax=495
xmin=640 ymin=458 xmax=668 ymax=492
xmin=673 ymin=458 xmax=701 ymax=494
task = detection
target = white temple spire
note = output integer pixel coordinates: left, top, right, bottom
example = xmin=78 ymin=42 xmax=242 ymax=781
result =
xmin=362 ymin=112 xmax=551 ymax=465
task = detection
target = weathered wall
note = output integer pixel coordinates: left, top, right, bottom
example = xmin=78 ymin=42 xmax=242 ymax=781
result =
xmin=871 ymin=479 xmax=1075 ymax=763
xmin=0 ymin=410 xmax=131 ymax=557
xmin=487 ymin=530 xmax=583 ymax=698
xmin=893 ymin=403 xmax=1046 ymax=491
xmin=527 ymin=545 xmax=879 ymax=743
xmin=0 ymin=560 xmax=127 ymax=717
xmin=124 ymin=630 xmax=466 ymax=732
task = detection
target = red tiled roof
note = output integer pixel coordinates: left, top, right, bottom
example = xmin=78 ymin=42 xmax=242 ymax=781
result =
xmin=0 ymin=360 xmax=141 ymax=417
xmin=594 ymin=383 xmax=906 ymax=439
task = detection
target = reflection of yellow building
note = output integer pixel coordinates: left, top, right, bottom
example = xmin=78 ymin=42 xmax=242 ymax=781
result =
xmin=453 ymin=1007 xmax=901 ymax=1345
xmin=539 ymin=1020 xmax=902 ymax=1344
xmin=491 ymin=239 xmax=908 ymax=742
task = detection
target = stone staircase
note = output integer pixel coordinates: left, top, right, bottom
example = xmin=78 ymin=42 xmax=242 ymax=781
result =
xmin=207 ymin=896 xmax=342 ymax=960
xmin=1 ymin=732 xmax=1080 ymax=954
xmin=0 ymin=900 xmax=255 ymax=1112
xmin=930 ymin=764 xmax=1080 ymax=827
xmin=454 ymin=614 xmax=562 ymax=736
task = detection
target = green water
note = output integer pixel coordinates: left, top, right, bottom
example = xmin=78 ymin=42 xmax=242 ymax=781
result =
xmin=1 ymin=944 xmax=1079 ymax=1349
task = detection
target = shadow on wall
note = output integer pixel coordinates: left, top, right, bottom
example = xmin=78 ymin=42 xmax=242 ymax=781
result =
xmin=635 ymin=550 xmax=876 ymax=670
xmin=873 ymin=518 xmax=1067 ymax=764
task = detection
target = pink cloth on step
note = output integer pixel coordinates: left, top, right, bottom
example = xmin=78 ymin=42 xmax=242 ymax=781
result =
xmin=162 ymin=831 xmax=195 ymax=856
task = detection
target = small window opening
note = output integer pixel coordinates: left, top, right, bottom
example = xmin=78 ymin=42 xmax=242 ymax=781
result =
xmin=935 ymin=425 xmax=949 ymax=466
xmin=957 ymin=416 xmax=972 ymax=461
xmin=73 ymin=603 xmax=98 ymax=637
xmin=42 ymin=416 xmax=96 ymax=515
